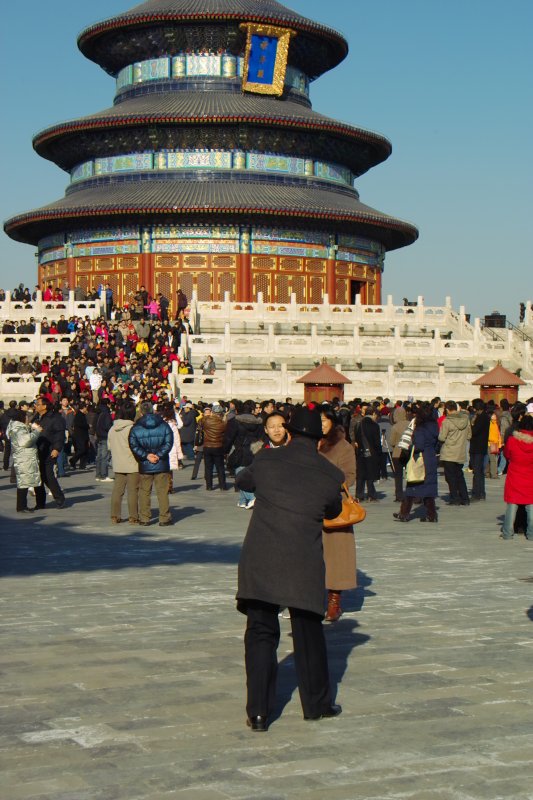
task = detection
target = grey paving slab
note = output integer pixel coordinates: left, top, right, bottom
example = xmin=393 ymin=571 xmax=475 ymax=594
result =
xmin=1 ymin=465 xmax=533 ymax=800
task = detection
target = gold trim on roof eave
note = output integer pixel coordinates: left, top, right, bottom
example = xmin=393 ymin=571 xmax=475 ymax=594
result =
xmin=240 ymin=23 xmax=297 ymax=97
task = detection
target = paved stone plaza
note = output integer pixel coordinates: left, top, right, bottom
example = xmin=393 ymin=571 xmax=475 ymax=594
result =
xmin=1 ymin=464 xmax=532 ymax=800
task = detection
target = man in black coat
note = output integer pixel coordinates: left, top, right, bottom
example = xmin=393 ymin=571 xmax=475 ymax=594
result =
xmin=34 ymin=396 xmax=66 ymax=509
xmin=236 ymin=407 xmax=344 ymax=731
xmin=470 ymin=398 xmax=490 ymax=500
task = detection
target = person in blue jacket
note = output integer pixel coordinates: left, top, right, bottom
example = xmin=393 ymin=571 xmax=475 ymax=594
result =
xmin=129 ymin=401 xmax=173 ymax=526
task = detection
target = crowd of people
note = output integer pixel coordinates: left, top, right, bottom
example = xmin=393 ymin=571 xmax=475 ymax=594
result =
xmin=2 ymin=391 xmax=532 ymax=533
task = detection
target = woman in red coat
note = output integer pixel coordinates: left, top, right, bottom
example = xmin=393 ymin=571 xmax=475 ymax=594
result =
xmin=501 ymin=414 xmax=533 ymax=540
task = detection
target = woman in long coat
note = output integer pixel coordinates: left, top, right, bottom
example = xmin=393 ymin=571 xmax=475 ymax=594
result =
xmin=394 ymin=402 xmax=439 ymax=523
xmin=319 ymin=408 xmax=357 ymax=622
xmin=6 ymin=409 xmax=41 ymax=513
xmin=500 ymin=414 xmax=533 ymax=539
xmin=354 ymin=408 xmax=381 ymax=501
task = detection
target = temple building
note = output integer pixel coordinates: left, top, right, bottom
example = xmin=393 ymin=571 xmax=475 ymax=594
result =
xmin=4 ymin=0 xmax=417 ymax=315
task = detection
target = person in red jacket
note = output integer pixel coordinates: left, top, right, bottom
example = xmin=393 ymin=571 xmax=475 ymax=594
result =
xmin=501 ymin=414 xmax=533 ymax=540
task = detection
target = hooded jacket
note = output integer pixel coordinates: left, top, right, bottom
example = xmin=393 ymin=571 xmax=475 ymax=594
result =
xmin=389 ymin=407 xmax=410 ymax=459
xmin=224 ymin=413 xmax=264 ymax=468
xmin=503 ymin=429 xmax=533 ymax=504
xmin=438 ymin=411 xmax=472 ymax=463
xmin=108 ymin=419 xmax=138 ymax=473
xmin=128 ymin=413 xmax=173 ymax=474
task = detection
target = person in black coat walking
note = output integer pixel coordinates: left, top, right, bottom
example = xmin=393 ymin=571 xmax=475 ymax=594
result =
xmin=69 ymin=404 xmax=90 ymax=470
xmin=95 ymin=399 xmax=113 ymax=481
xmin=33 ymin=396 xmax=66 ymax=509
xmin=236 ymin=406 xmax=344 ymax=731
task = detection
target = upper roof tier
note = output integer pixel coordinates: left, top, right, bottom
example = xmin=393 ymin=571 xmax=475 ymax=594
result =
xmin=77 ymin=0 xmax=348 ymax=79
xmin=33 ymin=92 xmax=392 ymax=176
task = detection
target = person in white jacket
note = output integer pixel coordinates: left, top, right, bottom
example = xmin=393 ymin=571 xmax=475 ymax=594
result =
xmin=160 ymin=401 xmax=184 ymax=493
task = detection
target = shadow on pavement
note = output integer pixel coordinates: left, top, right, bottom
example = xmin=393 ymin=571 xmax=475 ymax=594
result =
xmin=0 ymin=514 xmax=241 ymax=577
xmin=271 ymin=573 xmax=373 ymax=724
xmin=527 ymin=606 xmax=533 ymax=622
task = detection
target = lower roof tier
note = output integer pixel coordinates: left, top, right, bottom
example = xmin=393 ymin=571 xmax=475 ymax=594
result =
xmin=5 ymin=179 xmax=418 ymax=251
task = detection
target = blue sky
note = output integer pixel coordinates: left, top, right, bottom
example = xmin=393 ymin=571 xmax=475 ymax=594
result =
xmin=1 ymin=0 xmax=531 ymax=322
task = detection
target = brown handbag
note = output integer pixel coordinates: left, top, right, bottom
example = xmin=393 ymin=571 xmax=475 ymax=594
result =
xmin=323 ymin=483 xmax=366 ymax=530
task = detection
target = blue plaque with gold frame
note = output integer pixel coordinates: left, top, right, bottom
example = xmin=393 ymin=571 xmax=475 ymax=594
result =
xmin=240 ymin=23 xmax=296 ymax=97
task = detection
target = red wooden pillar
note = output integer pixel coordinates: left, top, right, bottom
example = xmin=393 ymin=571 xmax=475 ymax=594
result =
xmin=326 ymin=258 xmax=336 ymax=302
xmin=141 ymin=252 xmax=154 ymax=298
xmin=66 ymin=257 xmax=76 ymax=290
xmin=375 ymin=269 xmax=382 ymax=305
xmin=237 ymin=252 xmax=252 ymax=302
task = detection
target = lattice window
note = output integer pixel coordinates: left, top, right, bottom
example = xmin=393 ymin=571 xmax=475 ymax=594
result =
xmin=306 ymin=259 xmax=326 ymax=273
xmin=218 ymin=272 xmax=235 ymax=300
xmin=309 ymin=275 xmax=324 ymax=304
xmin=77 ymin=276 xmax=89 ymax=295
xmin=252 ymin=256 xmax=275 ymax=270
xmin=119 ymin=256 xmax=139 ymax=270
xmin=336 ymin=263 xmax=350 ymax=276
xmin=336 ymin=279 xmax=348 ymax=304
xmin=123 ymin=272 xmax=138 ymax=304
xmin=254 ymin=273 xmax=271 ymax=302
xmin=179 ymin=273 xmax=194 ymax=302
xmin=185 ymin=255 xmax=207 ymax=268
xmin=55 ymin=261 xmax=67 ymax=277
xmin=280 ymin=257 xmax=301 ymax=271
xmin=213 ymin=256 xmax=235 ymax=269
xmin=292 ymin=275 xmax=306 ymax=304
xmin=156 ymin=272 xmax=172 ymax=299
xmin=76 ymin=258 xmax=92 ymax=272
xmin=157 ymin=255 xmax=179 ymax=268
xmin=276 ymin=275 xmax=290 ymax=303
xmin=96 ymin=257 xmax=114 ymax=272
xmin=197 ymin=272 xmax=212 ymax=301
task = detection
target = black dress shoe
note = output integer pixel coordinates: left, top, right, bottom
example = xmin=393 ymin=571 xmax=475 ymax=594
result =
xmin=246 ymin=715 xmax=268 ymax=732
xmin=304 ymin=704 xmax=342 ymax=721
xmin=17 ymin=508 xmax=35 ymax=514
xmin=158 ymin=520 xmax=173 ymax=527
xmin=138 ymin=521 xmax=150 ymax=526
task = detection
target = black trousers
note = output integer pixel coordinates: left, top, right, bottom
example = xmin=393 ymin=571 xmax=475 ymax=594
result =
xmin=244 ymin=600 xmax=332 ymax=719
xmin=191 ymin=450 xmax=203 ymax=480
xmin=70 ymin=437 xmax=89 ymax=469
xmin=442 ymin=460 xmax=469 ymax=503
xmin=35 ymin=455 xmax=65 ymax=508
xmin=355 ymin=475 xmax=377 ymax=501
xmin=392 ymin=457 xmax=404 ymax=500
xmin=17 ymin=488 xmax=30 ymax=511
xmin=470 ymin=453 xmax=486 ymax=499
xmin=3 ymin=439 xmax=11 ymax=470
xmin=203 ymin=448 xmax=227 ymax=489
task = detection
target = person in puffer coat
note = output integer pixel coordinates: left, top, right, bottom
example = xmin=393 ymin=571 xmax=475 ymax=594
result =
xmin=500 ymin=414 xmax=533 ymax=540
xmin=7 ymin=409 xmax=41 ymax=513
xmin=128 ymin=401 xmax=173 ymax=526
